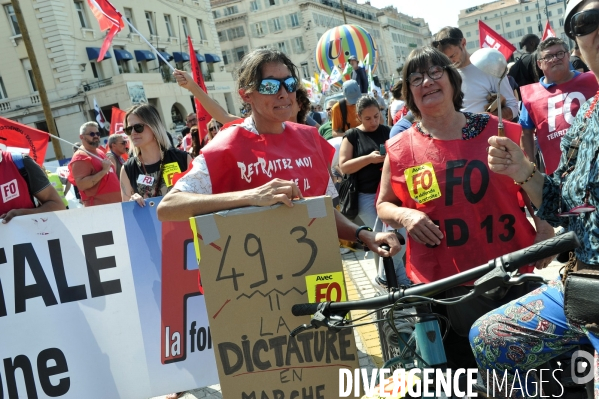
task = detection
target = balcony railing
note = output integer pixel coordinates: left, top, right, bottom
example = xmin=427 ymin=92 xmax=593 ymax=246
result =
xmin=83 ymin=78 xmax=114 ymax=91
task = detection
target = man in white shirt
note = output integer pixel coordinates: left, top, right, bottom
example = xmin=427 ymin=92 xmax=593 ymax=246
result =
xmin=433 ymin=27 xmax=519 ymax=121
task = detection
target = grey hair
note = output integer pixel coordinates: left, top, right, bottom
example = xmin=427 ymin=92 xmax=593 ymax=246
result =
xmin=124 ymin=104 xmax=172 ymax=157
xmin=326 ymin=99 xmax=339 ymax=108
xmin=79 ymin=121 xmax=99 ymax=136
xmin=107 ymin=134 xmax=122 ymax=148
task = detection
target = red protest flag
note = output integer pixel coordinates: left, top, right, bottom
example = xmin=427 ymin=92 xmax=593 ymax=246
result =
xmin=0 ymin=117 xmax=49 ymax=167
xmin=110 ymin=106 xmax=127 ymax=136
xmin=188 ymin=36 xmax=211 ymax=143
xmin=86 ymin=0 xmax=124 ymax=61
xmin=542 ymin=21 xmax=556 ymax=41
xmin=478 ymin=21 xmax=516 ymax=60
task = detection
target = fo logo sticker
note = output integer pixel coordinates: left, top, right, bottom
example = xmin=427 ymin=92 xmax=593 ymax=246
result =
xmin=1 ymin=179 xmax=19 ymax=203
xmin=404 ymin=163 xmax=441 ymax=204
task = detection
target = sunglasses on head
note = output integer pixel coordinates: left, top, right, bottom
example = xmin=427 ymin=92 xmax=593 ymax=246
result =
xmin=432 ymin=37 xmax=461 ymax=48
xmin=570 ymin=9 xmax=599 ymax=37
xmin=86 ymin=131 xmax=101 ymax=137
xmin=257 ymin=77 xmax=298 ymax=95
xmin=124 ymin=123 xmax=146 ymax=135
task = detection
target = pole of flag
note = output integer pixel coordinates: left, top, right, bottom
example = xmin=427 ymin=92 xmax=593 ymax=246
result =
xmin=45 ymin=132 xmax=105 ymax=161
xmin=124 ymin=19 xmax=175 ymax=72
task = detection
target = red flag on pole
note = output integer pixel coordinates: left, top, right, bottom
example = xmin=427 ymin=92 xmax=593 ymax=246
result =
xmin=542 ymin=21 xmax=556 ymax=41
xmin=110 ymin=106 xmax=127 ymax=136
xmin=0 ymin=117 xmax=49 ymax=167
xmin=86 ymin=0 xmax=124 ymax=62
xmin=478 ymin=21 xmax=517 ymax=60
xmin=188 ymin=36 xmax=211 ymax=143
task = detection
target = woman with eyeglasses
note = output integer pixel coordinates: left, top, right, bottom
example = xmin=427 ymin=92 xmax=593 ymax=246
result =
xmin=376 ymin=47 xmax=550 ymax=374
xmin=158 ymin=48 xmax=400 ymax=260
xmin=472 ymin=1 xmax=599 ymax=395
xmin=119 ymin=104 xmax=192 ymax=207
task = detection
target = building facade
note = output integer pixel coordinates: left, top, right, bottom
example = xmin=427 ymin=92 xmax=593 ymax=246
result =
xmin=458 ymin=0 xmax=569 ymax=59
xmin=1 ymin=0 xmax=239 ymax=160
xmin=211 ymin=0 xmax=431 ymax=89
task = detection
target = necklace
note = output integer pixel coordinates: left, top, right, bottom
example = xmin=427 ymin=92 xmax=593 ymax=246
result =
xmin=137 ymin=149 xmax=165 ymax=198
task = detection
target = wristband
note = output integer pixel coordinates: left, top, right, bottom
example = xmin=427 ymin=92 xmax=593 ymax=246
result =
xmin=355 ymin=225 xmax=373 ymax=246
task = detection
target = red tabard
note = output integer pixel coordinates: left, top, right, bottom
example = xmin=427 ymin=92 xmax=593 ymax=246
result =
xmin=387 ymin=117 xmax=536 ymax=284
xmin=521 ymin=72 xmax=599 ymax=175
xmin=0 ymin=151 xmax=35 ymax=214
xmin=68 ymin=149 xmax=120 ymax=204
xmin=202 ymin=122 xmax=335 ymax=196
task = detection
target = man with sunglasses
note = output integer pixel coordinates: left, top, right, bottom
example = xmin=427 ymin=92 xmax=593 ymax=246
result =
xmin=318 ymin=99 xmax=338 ymax=140
xmin=519 ymin=36 xmax=598 ymax=176
xmin=68 ymin=122 xmax=120 ymax=206
xmin=433 ymin=27 xmax=519 ymax=121
xmin=106 ymin=134 xmax=129 ymax=180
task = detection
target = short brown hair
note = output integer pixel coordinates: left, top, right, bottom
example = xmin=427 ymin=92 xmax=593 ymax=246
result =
xmin=402 ymin=47 xmax=464 ymax=119
xmin=536 ymin=37 xmax=569 ymax=60
xmin=236 ymin=49 xmax=299 ymax=97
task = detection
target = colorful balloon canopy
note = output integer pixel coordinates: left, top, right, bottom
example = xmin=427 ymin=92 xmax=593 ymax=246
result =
xmin=315 ymin=24 xmax=377 ymax=77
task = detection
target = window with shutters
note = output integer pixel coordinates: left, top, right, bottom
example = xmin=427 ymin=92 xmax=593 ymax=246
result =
xmin=528 ymin=26 xmax=533 ymax=34
xmin=250 ymin=0 xmax=260 ymax=11
xmin=526 ymin=16 xmax=531 ymax=22
xmin=218 ymin=31 xmax=228 ymax=42
xmin=515 ymin=19 xmax=521 ymax=25
xmin=224 ymin=6 xmax=238 ymax=15
xmin=212 ymin=10 xmax=221 ymax=19
xmin=466 ymin=31 xmax=471 ymax=38
xmin=264 ymin=0 xmax=279 ymax=7
xmin=558 ymin=8 xmax=563 ymax=14
xmin=495 ymin=24 xmax=500 ymax=30
xmin=277 ymin=41 xmax=287 ymax=53
xmin=505 ymin=21 xmax=510 ymax=27
xmin=289 ymin=13 xmax=300 ymax=27
xmin=234 ymin=46 xmax=248 ymax=62
xmin=223 ymin=50 xmax=232 ymax=65
xmin=227 ymin=26 xmax=245 ymax=40
xmin=516 ymin=29 xmax=524 ymax=36
xmin=270 ymin=17 xmax=283 ymax=32
xmin=559 ymin=18 xmax=564 ymax=27
xmin=253 ymin=21 xmax=267 ymax=36
xmin=293 ymin=37 xmax=305 ymax=53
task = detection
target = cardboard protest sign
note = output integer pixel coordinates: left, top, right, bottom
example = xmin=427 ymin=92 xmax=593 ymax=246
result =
xmin=0 ymin=199 xmax=218 ymax=398
xmin=193 ymin=196 xmax=359 ymax=398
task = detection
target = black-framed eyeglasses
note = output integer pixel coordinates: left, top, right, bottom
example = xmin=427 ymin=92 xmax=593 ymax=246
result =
xmin=208 ymin=127 xmax=217 ymax=132
xmin=86 ymin=131 xmax=101 ymax=137
xmin=570 ymin=9 xmax=599 ymax=37
xmin=408 ymin=65 xmax=447 ymax=87
xmin=539 ymin=50 xmax=567 ymax=63
xmin=124 ymin=123 xmax=147 ymax=135
xmin=432 ymin=37 xmax=461 ymax=48
xmin=257 ymin=76 xmax=298 ymax=95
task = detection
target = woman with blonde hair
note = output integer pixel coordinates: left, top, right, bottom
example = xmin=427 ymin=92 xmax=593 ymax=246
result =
xmin=120 ymin=104 xmax=192 ymax=206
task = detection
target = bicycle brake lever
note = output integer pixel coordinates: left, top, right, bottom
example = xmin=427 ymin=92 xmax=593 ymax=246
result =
xmin=290 ymin=324 xmax=313 ymax=337
xmin=290 ymin=309 xmax=349 ymax=337
xmin=507 ymin=273 xmax=548 ymax=285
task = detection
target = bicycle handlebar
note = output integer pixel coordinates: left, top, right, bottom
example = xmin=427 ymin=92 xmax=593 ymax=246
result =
xmin=291 ymin=232 xmax=579 ymax=316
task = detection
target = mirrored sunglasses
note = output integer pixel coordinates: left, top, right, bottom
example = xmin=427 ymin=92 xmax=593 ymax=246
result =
xmin=257 ymin=77 xmax=298 ymax=95
xmin=570 ymin=9 xmax=599 ymax=37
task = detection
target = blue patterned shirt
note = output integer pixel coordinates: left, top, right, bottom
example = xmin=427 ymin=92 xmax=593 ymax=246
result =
xmin=536 ymin=95 xmax=599 ymax=264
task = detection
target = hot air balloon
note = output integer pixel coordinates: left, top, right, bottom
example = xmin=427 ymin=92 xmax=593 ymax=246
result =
xmin=315 ymin=24 xmax=378 ymax=80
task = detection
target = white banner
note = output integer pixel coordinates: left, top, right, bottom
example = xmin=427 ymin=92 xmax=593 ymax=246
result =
xmin=0 ymin=200 xmax=218 ymax=398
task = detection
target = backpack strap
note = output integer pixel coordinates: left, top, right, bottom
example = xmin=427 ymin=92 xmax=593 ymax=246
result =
xmin=340 ymin=99 xmax=349 ymax=131
xmin=10 ymin=152 xmax=36 ymax=205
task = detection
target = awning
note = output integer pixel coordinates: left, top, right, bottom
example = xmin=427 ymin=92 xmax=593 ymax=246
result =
xmin=86 ymin=47 xmax=112 ymax=60
xmin=114 ymin=49 xmax=134 ymax=61
xmin=173 ymin=52 xmax=190 ymax=62
xmin=134 ymin=50 xmax=156 ymax=62
xmin=158 ymin=51 xmax=173 ymax=62
xmin=204 ymin=53 xmax=222 ymax=63
xmin=195 ymin=53 xmax=205 ymax=63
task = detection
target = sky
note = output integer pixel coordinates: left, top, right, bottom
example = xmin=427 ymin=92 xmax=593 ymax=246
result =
xmin=364 ymin=0 xmax=489 ymax=34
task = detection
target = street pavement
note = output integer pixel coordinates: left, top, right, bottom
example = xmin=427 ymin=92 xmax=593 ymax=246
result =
xmin=153 ymin=247 xmax=563 ymax=399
